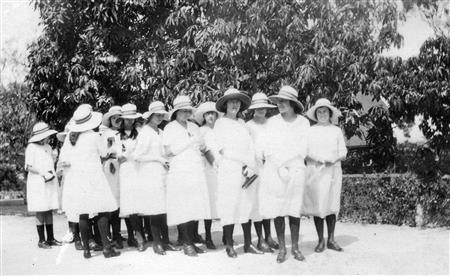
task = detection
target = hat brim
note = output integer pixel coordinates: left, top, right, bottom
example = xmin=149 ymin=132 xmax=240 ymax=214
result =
xmin=306 ymin=103 xmax=341 ymax=124
xmin=143 ymin=111 xmax=169 ymax=121
xmin=56 ymin=132 xmax=67 ymax=142
xmin=169 ymin=106 xmax=196 ymax=120
xmin=268 ymin=95 xmax=305 ymax=113
xmin=248 ymin=103 xmax=277 ymax=110
xmin=68 ymin=112 xmax=103 ymax=132
xmin=216 ymin=93 xmax=251 ymax=113
xmin=102 ymin=110 xmax=122 ymax=127
xmin=121 ymin=113 xmax=142 ymax=119
xmin=194 ymin=108 xmax=220 ymax=125
xmin=28 ymin=130 xmax=57 ymax=143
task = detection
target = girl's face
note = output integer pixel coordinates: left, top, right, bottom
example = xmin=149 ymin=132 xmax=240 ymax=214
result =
xmin=203 ymin=111 xmax=218 ymax=126
xmin=276 ymin=99 xmax=294 ymax=114
xmin=110 ymin=115 xmax=123 ymax=129
xmin=123 ymin=118 xmax=135 ymax=129
xmin=176 ymin=109 xmax=193 ymax=123
xmin=254 ymin=108 xmax=267 ymax=118
xmin=149 ymin=113 xmax=165 ymax=126
xmin=226 ymin=99 xmax=241 ymax=117
xmin=316 ymin=106 xmax=331 ymax=124
xmin=39 ymin=137 xmax=50 ymax=145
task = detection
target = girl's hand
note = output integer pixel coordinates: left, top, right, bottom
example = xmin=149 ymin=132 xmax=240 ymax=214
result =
xmin=118 ymin=156 xmax=127 ymax=164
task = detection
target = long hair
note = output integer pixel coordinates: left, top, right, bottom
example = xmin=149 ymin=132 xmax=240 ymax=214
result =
xmin=119 ymin=123 xmax=138 ymax=140
xmin=69 ymin=132 xmax=81 ymax=146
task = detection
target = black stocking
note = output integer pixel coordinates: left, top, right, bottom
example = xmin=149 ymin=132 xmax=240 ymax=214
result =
xmin=241 ymin=220 xmax=252 ymax=247
xmin=325 ymin=214 xmax=336 ymax=242
xmin=222 ymin=224 xmax=234 ymax=248
xmin=204 ymin=219 xmax=212 ymax=241
xmin=313 ymin=216 xmax=324 ymax=242
xmin=79 ymin=214 xmax=90 ymax=249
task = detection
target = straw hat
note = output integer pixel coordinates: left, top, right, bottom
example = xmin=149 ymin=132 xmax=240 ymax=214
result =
xmin=68 ymin=108 xmax=103 ymax=132
xmin=169 ymin=95 xmax=196 ymax=120
xmin=215 ymin=88 xmax=251 ymax=113
xmin=56 ymin=120 xmax=75 ymax=142
xmin=28 ymin=122 xmax=57 ymax=143
xmin=248 ymin=93 xmax=276 ymax=110
xmin=120 ymin=103 xmax=142 ymax=119
xmin=194 ymin=102 xmax=220 ymax=125
xmin=306 ymin=98 xmax=341 ymax=124
xmin=268 ymin=85 xmax=304 ymax=112
xmin=102 ymin=106 xmax=122 ymax=127
xmin=142 ymin=101 xmax=169 ymax=121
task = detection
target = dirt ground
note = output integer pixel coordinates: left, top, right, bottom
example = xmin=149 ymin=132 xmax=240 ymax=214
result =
xmin=0 ymin=213 xmax=448 ymax=275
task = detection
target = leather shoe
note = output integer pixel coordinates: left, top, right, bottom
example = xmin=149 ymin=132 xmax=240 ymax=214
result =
xmin=205 ymin=239 xmax=216 ymax=250
xmin=38 ymin=241 xmax=51 ymax=249
xmin=315 ymin=240 xmax=325 ymax=253
xmin=266 ymin=237 xmax=279 ymax=250
xmin=327 ymin=240 xmax=343 ymax=251
xmin=244 ymin=243 xmax=263 ymax=254
xmin=226 ymin=247 xmax=237 ymax=258
xmin=183 ymin=244 xmax=198 ymax=257
xmin=193 ymin=244 xmax=206 ymax=254
xmin=47 ymin=239 xmax=62 ymax=246
xmin=89 ymin=241 xmax=103 ymax=251
xmin=153 ymin=243 xmax=166 ymax=255
xmin=137 ymin=242 xmax=146 ymax=252
xmin=193 ymin=235 xmax=206 ymax=244
xmin=103 ymin=246 xmax=120 ymax=258
xmin=83 ymin=249 xmax=91 ymax=259
xmin=74 ymin=240 xmax=83 ymax=251
xmin=163 ymin=243 xmax=181 ymax=251
xmin=257 ymin=239 xmax=273 ymax=253
xmin=112 ymin=240 xmax=123 ymax=249
xmin=276 ymin=249 xmax=287 ymax=263
xmin=292 ymin=248 xmax=305 ymax=261
xmin=175 ymin=238 xmax=183 ymax=247
xmin=127 ymin=238 xmax=138 ymax=247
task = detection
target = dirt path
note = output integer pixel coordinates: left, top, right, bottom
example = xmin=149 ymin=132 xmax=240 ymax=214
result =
xmin=1 ymin=214 xmax=448 ymax=275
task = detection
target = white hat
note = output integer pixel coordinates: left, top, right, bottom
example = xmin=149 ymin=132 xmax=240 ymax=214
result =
xmin=28 ymin=122 xmax=57 ymax=143
xmin=194 ymin=102 xmax=220 ymax=125
xmin=248 ymin=93 xmax=276 ymax=110
xmin=56 ymin=120 xmax=74 ymax=142
xmin=142 ymin=101 xmax=169 ymax=121
xmin=77 ymin=104 xmax=93 ymax=111
xmin=120 ymin=103 xmax=142 ymax=119
xmin=68 ymin=108 xmax=103 ymax=132
xmin=215 ymin=88 xmax=251 ymax=113
xmin=306 ymin=98 xmax=341 ymax=124
xmin=169 ymin=95 xmax=196 ymax=120
xmin=102 ymin=106 xmax=122 ymax=127
xmin=268 ymin=85 xmax=304 ymax=112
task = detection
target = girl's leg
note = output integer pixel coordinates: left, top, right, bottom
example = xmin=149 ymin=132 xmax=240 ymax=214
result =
xmin=71 ymin=222 xmax=83 ymax=250
xmin=223 ymin=224 xmax=237 ymax=258
xmin=204 ymin=219 xmax=216 ymax=249
xmin=98 ymin=212 xmax=120 ymax=258
xmin=129 ymin=214 xmax=145 ymax=251
xmin=36 ymin=212 xmax=49 ymax=249
xmin=193 ymin=220 xmax=205 ymax=243
xmin=289 ymin=216 xmax=304 ymax=261
xmin=242 ymin=220 xmax=262 ymax=254
xmin=263 ymin=219 xmax=279 ymax=249
xmin=79 ymin=214 xmax=91 ymax=258
xmin=179 ymin=221 xmax=197 ymax=257
xmin=150 ymin=214 xmax=165 ymax=255
xmin=254 ymin=220 xmax=272 ymax=252
xmin=189 ymin=221 xmax=205 ymax=253
xmin=313 ymin=216 xmax=325 ymax=252
xmin=110 ymin=209 xmax=122 ymax=248
xmin=325 ymin=214 xmax=342 ymax=251
xmin=274 ymin=216 xmax=287 ymax=263
xmin=125 ymin=217 xmax=136 ymax=247
xmin=44 ymin=210 xmax=61 ymax=246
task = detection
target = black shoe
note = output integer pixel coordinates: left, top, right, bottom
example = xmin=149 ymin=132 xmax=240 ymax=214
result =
xmin=183 ymin=244 xmax=198 ymax=257
xmin=226 ymin=247 xmax=237 ymax=258
xmin=112 ymin=239 xmax=124 ymax=249
xmin=127 ymin=238 xmax=138 ymax=247
xmin=193 ymin=235 xmax=206 ymax=244
xmin=327 ymin=240 xmax=343 ymax=252
xmin=205 ymin=239 xmax=217 ymax=250
xmin=276 ymin=249 xmax=287 ymax=263
xmin=153 ymin=243 xmax=166 ymax=255
xmin=83 ymin=249 xmax=91 ymax=259
xmin=315 ymin=240 xmax=326 ymax=253
xmin=266 ymin=237 xmax=279 ymax=250
xmin=193 ymin=244 xmax=206 ymax=254
xmin=47 ymin=239 xmax=62 ymax=246
xmin=257 ymin=239 xmax=273 ymax=253
xmin=137 ymin=242 xmax=146 ymax=252
xmin=175 ymin=238 xmax=183 ymax=247
xmin=163 ymin=242 xmax=181 ymax=251
xmin=38 ymin=241 xmax=51 ymax=249
xmin=244 ymin=243 xmax=263 ymax=254
xmin=103 ymin=246 xmax=120 ymax=258
xmin=89 ymin=241 xmax=103 ymax=251
xmin=74 ymin=241 xmax=83 ymax=251
xmin=292 ymin=248 xmax=305 ymax=261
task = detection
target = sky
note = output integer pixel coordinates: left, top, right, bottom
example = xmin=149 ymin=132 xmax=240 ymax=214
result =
xmin=0 ymin=0 xmax=434 ymax=143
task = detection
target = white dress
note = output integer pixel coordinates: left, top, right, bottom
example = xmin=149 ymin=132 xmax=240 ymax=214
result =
xmin=25 ymin=143 xmax=59 ymax=212
xmin=58 ymin=136 xmax=79 ymax=222
xmin=213 ymin=117 xmax=257 ymax=226
xmin=258 ymin=114 xmax=310 ymax=219
xmin=162 ymin=121 xmax=211 ymax=226
xmin=302 ymin=124 xmax=347 ymax=218
xmin=100 ymin=128 xmax=121 ymax=206
xmin=133 ymin=125 xmax=167 ymax=216
xmin=246 ymin=119 xmax=268 ymax=222
xmin=200 ymin=125 xmax=219 ymax=219
xmin=62 ymin=131 xmax=118 ymax=215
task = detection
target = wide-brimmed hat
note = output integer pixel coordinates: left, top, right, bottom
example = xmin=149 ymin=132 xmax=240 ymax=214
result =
xmin=120 ymin=103 xmax=142 ymax=119
xmin=142 ymin=101 xmax=169 ymax=121
xmin=306 ymin=98 xmax=341 ymax=124
xmin=68 ymin=108 xmax=103 ymax=132
xmin=28 ymin=122 xmax=57 ymax=143
xmin=248 ymin=93 xmax=276 ymax=110
xmin=215 ymin=88 xmax=251 ymax=113
xmin=268 ymin=85 xmax=304 ymax=112
xmin=169 ymin=95 xmax=196 ymax=120
xmin=56 ymin=120 xmax=74 ymax=142
xmin=102 ymin=106 xmax=122 ymax=127
xmin=194 ymin=102 xmax=220 ymax=125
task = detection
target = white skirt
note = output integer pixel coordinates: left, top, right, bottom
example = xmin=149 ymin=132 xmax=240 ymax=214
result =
xmin=26 ymin=173 xmax=59 ymax=212
xmin=204 ymin=162 xmax=219 ymax=219
xmin=137 ymin=161 xmax=167 ymax=216
xmin=103 ymin=159 xmax=120 ymax=205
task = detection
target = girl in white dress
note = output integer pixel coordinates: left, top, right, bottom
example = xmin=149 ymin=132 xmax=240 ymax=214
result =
xmin=214 ymin=88 xmax=262 ymax=258
xmin=117 ymin=103 xmax=148 ymax=252
xmin=162 ymin=95 xmax=211 ymax=257
xmin=63 ymin=107 xmax=120 ymax=259
xmin=25 ymin=122 xmax=61 ymax=249
xmin=302 ymin=98 xmax=347 ymax=253
xmin=193 ymin=101 xmax=220 ymax=250
xmin=136 ymin=101 xmax=179 ymax=255
xmin=259 ymin=86 xmax=310 ymax=263
xmin=246 ymin=92 xmax=279 ymax=253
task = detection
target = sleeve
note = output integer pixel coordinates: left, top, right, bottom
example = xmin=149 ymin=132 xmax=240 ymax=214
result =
xmin=161 ymin=123 xmax=173 ymax=147
xmin=337 ymin=127 xmax=348 ymax=159
xmin=24 ymin=144 xmax=35 ymax=168
xmin=133 ymin=128 xmax=151 ymax=161
xmin=297 ymin=120 xmax=310 ymax=159
xmin=212 ymin=120 xmax=225 ymax=153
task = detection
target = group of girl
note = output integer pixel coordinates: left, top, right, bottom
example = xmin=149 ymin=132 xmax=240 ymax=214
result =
xmin=25 ymin=85 xmax=347 ymax=263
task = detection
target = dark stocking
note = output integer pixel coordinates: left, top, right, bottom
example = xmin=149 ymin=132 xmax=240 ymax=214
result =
xmin=179 ymin=222 xmax=192 ymax=245
xmin=161 ymin=214 xmax=170 ymax=244
xmin=129 ymin=214 xmax=144 ymax=243
xmin=262 ymin=219 xmax=272 ymax=240
xmin=150 ymin=214 xmax=163 ymax=244
xmin=241 ymin=220 xmax=252 ymax=247
xmin=274 ymin=217 xmax=285 ymax=249
xmin=125 ymin=217 xmax=134 ymax=240
xmin=36 ymin=225 xmax=46 ymax=242
xmin=204 ymin=219 xmax=212 ymax=241
xmin=110 ymin=209 xmax=121 ymax=241
xmin=79 ymin=214 xmax=90 ymax=249
xmin=97 ymin=212 xmax=111 ymax=248
xmin=288 ymin=216 xmax=300 ymax=250
xmin=325 ymin=214 xmax=336 ymax=242
xmin=222 ymin=224 xmax=234 ymax=248
xmin=313 ymin=216 xmax=324 ymax=242
xmin=254 ymin=221 xmax=263 ymax=240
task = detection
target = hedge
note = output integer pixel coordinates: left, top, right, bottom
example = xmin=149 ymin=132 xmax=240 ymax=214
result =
xmin=340 ymin=173 xmax=450 ymax=227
